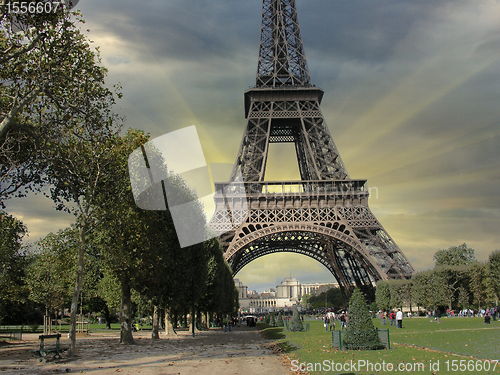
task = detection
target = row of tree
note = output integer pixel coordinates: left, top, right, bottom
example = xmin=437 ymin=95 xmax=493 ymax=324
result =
xmin=375 ymin=244 xmax=500 ymax=312
xmin=303 ymin=287 xmax=347 ymax=310
xmin=1 ymin=3 xmax=238 ymax=355
xmin=0 ymin=207 xmax=239 ymax=336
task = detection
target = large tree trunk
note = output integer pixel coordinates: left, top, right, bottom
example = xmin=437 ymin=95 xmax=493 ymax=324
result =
xmin=120 ymin=279 xmax=134 ymax=345
xmin=151 ymin=305 xmax=160 ymax=340
xmin=190 ymin=303 xmax=197 ymax=337
xmin=172 ymin=309 xmax=178 ymax=329
xmin=68 ymin=226 xmax=87 ymax=356
xmin=164 ymin=308 xmax=176 ymax=336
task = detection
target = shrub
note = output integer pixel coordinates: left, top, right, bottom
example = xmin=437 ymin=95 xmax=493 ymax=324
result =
xmin=269 ymin=311 xmax=276 ymax=327
xmin=277 ymin=312 xmax=284 ymax=327
xmin=264 ymin=314 xmax=271 ymax=324
xmin=289 ymin=306 xmax=304 ymax=331
xmin=343 ymin=288 xmax=384 ymax=350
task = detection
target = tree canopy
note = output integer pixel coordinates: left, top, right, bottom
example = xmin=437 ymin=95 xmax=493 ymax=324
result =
xmin=0 ymin=211 xmax=30 ymax=323
xmin=433 ymin=243 xmax=476 ymax=267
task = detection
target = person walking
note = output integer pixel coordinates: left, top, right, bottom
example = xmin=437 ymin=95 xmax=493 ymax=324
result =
xmin=396 ymin=309 xmax=403 ymax=329
xmin=329 ymin=314 xmax=336 ymax=331
xmin=380 ymin=311 xmax=386 ymax=326
xmin=340 ymin=313 xmax=346 ymax=329
xmin=389 ymin=311 xmax=396 ymax=326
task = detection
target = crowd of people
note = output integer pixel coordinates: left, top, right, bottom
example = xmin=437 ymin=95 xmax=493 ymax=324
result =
xmin=321 ymin=312 xmax=348 ymax=331
xmin=378 ymin=309 xmax=405 ymax=328
xmin=377 ymin=306 xmax=500 ymax=326
xmin=443 ymin=306 xmax=499 ymax=320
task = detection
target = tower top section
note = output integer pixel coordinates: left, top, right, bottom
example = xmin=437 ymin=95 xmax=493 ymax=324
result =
xmin=255 ymin=0 xmax=312 ymax=88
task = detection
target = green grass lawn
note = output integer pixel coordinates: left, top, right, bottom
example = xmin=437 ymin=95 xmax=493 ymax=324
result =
xmin=259 ymin=317 xmax=500 ymax=375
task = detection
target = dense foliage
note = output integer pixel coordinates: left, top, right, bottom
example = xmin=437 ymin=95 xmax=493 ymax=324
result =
xmin=0 ymin=211 xmax=30 ymax=323
xmin=343 ymin=288 xmax=384 ymax=350
xmin=376 ymin=244 xmax=499 ymax=312
xmin=289 ymin=306 xmax=304 ymax=332
xmin=304 ymin=287 xmax=346 ymax=310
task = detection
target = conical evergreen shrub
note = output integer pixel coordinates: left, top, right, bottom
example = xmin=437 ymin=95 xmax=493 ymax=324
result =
xmin=289 ymin=306 xmax=304 ymax=331
xmin=342 ymin=288 xmax=384 ymax=350
xmin=277 ymin=312 xmax=284 ymax=327
xmin=269 ymin=311 xmax=276 ymax=326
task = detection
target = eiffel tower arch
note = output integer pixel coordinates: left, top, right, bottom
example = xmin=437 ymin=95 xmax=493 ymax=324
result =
xmin=209 ymin=0 xmax=415 ymax=298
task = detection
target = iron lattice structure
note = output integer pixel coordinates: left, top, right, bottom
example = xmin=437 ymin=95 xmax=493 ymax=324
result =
xmin=209 ymin=0 xmax=414 ymax=297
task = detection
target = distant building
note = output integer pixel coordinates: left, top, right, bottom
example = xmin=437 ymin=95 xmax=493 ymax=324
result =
xmin=233 ymin=279 xmax=247 ymax=300
xmin=276 ymin=277 xmax=301 ymax=299
xmin=301 ymin=282 xmax=336 ymax=296
xmin=260 ymin=288 xmax=276 ymax=297
xmin=236 ymin=277 xmax=337 ymax=313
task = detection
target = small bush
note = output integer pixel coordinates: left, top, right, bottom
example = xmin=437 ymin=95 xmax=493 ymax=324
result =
xmin=269 ymin=312 xmax=276 ymax=327
xmin=277 ymin=312 xmax=284 ymax=327
xmin=289 ymin=306 xmax=304 ymax=332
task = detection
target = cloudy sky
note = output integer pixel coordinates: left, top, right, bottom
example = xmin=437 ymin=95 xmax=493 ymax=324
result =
xmin=6 ymin=0 xmax=500 ymax=293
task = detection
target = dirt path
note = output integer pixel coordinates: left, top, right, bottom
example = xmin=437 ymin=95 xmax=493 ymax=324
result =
xmin=0 ymin=325 xmax=294 ymax=375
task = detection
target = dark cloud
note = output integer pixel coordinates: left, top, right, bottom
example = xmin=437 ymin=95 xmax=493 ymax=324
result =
xmin=5 ymin=0 xmax=499 ymax=288
xmin=298 ymin=0 xmax=424 ymax=64
xmin=81 ymin=0 xmax=261 ymax=62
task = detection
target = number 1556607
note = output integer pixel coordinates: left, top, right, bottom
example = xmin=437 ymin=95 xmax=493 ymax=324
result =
xmin=5 ymin=1 xmax=64 ymax=14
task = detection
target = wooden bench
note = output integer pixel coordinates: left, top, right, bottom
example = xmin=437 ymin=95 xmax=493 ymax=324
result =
xmin=30 ymin=334 xmax=68 ymax=360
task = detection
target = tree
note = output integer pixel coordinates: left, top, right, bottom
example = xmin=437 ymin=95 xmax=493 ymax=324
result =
xmin=198 ymin=238 xmax=235 ymax=329
xmin=410 ymin=270 xmax=448 ymax=310
xmin=277 ymin=311 xmax=284 ymax=327
xmin=92 ymin=129 xmax=214 ymax=343
xmin=96 ymin=271 xmax=121 ymax=328
xmin=306 ymin=287 xmax=346 ymax=310
xmin=375 ymin=281 xmax=391 ymax=312
xmin=468 ymin=263 xmax=486 ymax=309
xmin=26 ymin=226 xmax=116 ymax=329
xmin=434 ymin=243 xmax=476 ymax=267
xmin=342 ymin=288 xmax=383 ymax=350
xmin=289 ymin=306 xmax=303 ymax=332
xmin=389 ymin=281 xmax=404 ymax=310
xmin=25 ymin=228 xmax=77 ymax=314
xmin=433 ymin=265 xmax=471 ymax=311
xmin=411 ymin=272 xmax=429 ymax=310
xmin=0 ymin=211 xmax=30 ymax=323
xmin=42 ymin=112 xmax=119 ymax=356
xmin=1 ymin=7 xmax=121 ymax=204
xmin=269 ymin=311 xmax=276 ymax=327
xmin=2 ymin=6 xmax=123 ymax=355
xmin=487 ymin=250 xmax=500 ymax=302
xmin=457 ymin=287 xmax=470 ymax=310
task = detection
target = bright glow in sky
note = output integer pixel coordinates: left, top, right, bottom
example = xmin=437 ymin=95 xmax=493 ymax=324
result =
xmin=5 ymin=0 xmax=500 ymax=293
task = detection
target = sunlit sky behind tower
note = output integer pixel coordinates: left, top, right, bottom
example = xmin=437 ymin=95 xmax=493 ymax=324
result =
xmin=6 ymin=0 xmax=500 ymax=293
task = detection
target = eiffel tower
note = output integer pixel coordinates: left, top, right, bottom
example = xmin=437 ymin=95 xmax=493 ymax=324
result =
xmin=209 ymin=0 xmax=414 ymax=297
